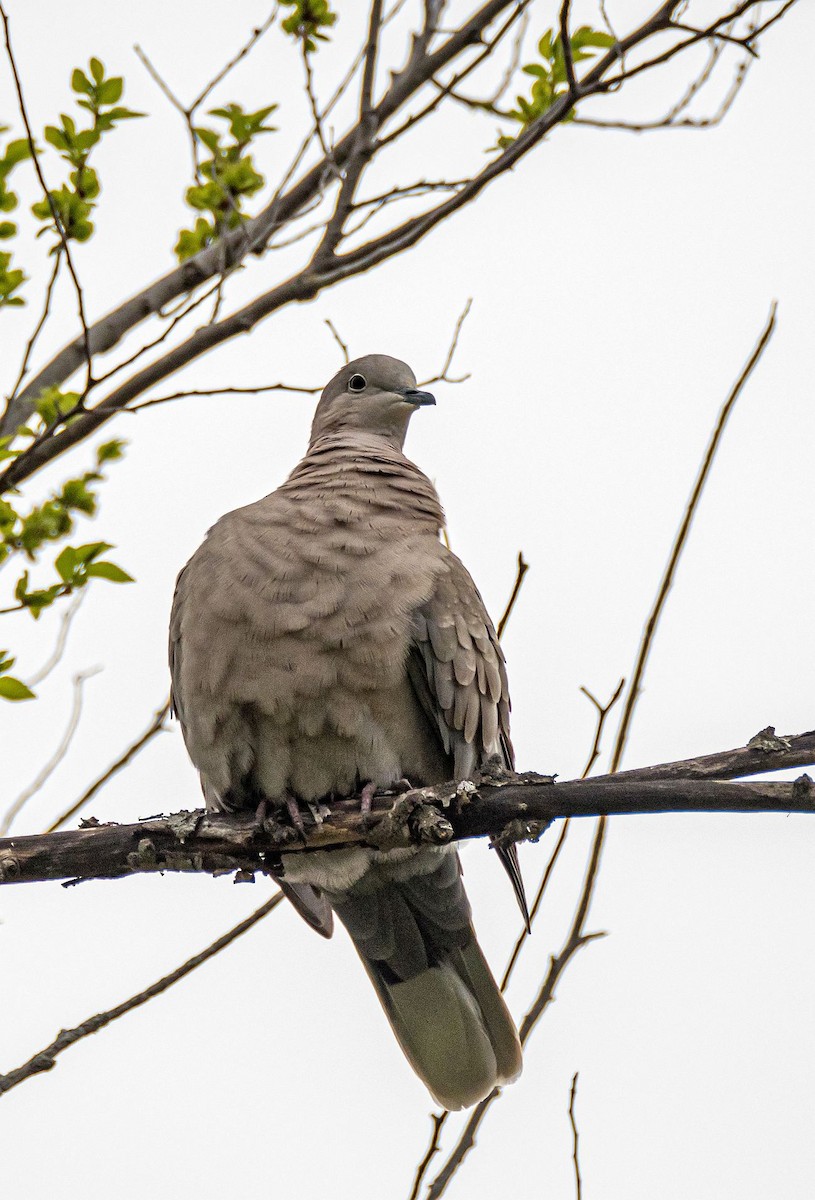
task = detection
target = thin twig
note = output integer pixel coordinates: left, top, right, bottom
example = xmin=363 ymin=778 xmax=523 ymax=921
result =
xmin=573 ymin=16 xmax=755 ymax=134
xmin=136 ymin=9 xmax=278 ymax=180
xmin=120 ymin=381 xmax=320 ymax=414
xmin=25 ymin=590 xmax=86 ymax=688
xmin=324 ymin=318 xmax=350 ymax=363
xmin=0 ymin=891 xmax=283 ymax=1096
xmin=569 ymin=1071 xmax=582 ymax=1200
xmin=301 ymin=39 xmax=333 ymax=161
xmin=610 ymin=301 xmax=777 ymax=774
xmin=408 ymin=1111 xmax=450 ymax=1200
xmin=498 ymin=677 xmax=623 ymax=989
xmin=45 ymin=699 xmax=171 ymax=833
xmin=92 ymin=280 xmax=224 ymax=390
xmin=4 ymin=253 xmax=61 ymax=414
xmin=133 ymin=43 xmax=186 ymax=114
xmin=0 ymin=666 xmax=102 ymax=837
xmin=190 ymin=9 xmax=278 ymax=112
xmin=579 ymin=678 xmax=625 ymax=778
xmin=497 ymin=552 xmax=529 ymax=639
xmin=1 ymin=6 xmax=93 ymax=398
xmin=422 ymin=297 xmax=473 ymax=386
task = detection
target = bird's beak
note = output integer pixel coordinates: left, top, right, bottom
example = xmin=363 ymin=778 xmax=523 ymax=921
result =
xmin=400 ymin=386 xmax=436 ymax=407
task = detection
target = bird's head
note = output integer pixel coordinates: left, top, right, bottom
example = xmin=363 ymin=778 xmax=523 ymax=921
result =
xmin=309 ymin=354 xmax=435 ymax=449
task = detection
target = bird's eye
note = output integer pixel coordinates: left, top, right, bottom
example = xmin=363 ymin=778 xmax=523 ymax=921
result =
xmin=348 ymin=374 xmax=367 ymax=392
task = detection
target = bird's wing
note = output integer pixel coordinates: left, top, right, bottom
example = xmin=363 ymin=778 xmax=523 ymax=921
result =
xmin=406 ymin=548 xmax=528 ymax=925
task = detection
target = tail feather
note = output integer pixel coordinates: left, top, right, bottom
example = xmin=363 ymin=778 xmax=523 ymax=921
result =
xmin=330 ymin=847 xmax=522 ymax=1110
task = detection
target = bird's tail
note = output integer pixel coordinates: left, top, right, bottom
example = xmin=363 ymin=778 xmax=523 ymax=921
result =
xmin=328 ymin=847 xmax=522 ymax=1110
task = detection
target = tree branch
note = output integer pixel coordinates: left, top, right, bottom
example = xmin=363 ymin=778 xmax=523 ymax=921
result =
xmin=0 ymin=891 xmax=283 ymax=1097
xmin=1 ymin=0 xmax=769 ymax=474
xmin=610 ymin=300 xmax=777 ymax=773
xmin=1 ymin=740 xmax=812 ymax=887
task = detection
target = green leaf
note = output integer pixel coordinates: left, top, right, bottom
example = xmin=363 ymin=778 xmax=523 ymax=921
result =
xmin=98 ymin=77 xmax=124 ymax=105
xmin=105 ymin=106 xmax=145 ymax=121
xmin=96 ymin=439 xmax=126 ymax=464
xmin=89 ymin=57 xmax=105 ymax=83
xmin=85 ymin=560 xmax=134 ymax=583
xmin=54 ymin=544 xmax=78 ymax=582
xmin=72 ymin=68 xmax=91 ymax=94
xmin=0 ymin=675 xmax=35 ymax=701
xmin=73 ymin=541 xmax=113 ymax=563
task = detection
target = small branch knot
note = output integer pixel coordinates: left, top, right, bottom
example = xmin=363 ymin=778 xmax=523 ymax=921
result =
xmin=748 ymin=726 xmax=793 ymax=753
xmin=0 ymin=853 xmax=20 ymax=882
xmin=408 ymin=803 xmax=455 ymax=845
xmin=792 ymin=774 xmax=814 ymax=802
xmin=493 ymin=817 xmax=552 ymax=849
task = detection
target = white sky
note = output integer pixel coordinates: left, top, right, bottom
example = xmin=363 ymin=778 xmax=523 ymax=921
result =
xmin=1 ymin=3 xmax=813 ymax=1198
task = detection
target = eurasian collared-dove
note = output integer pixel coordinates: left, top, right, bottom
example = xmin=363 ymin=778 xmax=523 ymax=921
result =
xmin=169 ymin=354 xmax=523 ymax=1109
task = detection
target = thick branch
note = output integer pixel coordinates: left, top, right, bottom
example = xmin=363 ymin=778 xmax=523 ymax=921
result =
xmin=1 ymin=758 xmax=812 ymax=887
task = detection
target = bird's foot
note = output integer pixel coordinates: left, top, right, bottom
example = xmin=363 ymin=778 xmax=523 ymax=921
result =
xmin=359 ymin=780 xmax=377 ymax=823
xmin=283 ymin=791 xmax=308 ymax=841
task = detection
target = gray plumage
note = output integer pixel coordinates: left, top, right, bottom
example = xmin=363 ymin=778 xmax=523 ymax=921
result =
xmin=169 ymin=354 xmax=522 ymax=1109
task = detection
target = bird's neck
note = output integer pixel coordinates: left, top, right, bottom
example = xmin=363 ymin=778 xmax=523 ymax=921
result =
xmin=288 ymin=433 xmax=445 ymax=533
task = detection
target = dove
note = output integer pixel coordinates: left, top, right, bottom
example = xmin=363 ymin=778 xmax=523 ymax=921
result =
xmin=169 ymin=354 xmax=523 ymax=1109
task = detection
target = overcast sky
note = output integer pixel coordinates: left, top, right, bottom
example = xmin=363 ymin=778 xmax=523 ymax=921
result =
xmin=1 ymin=3 xmax=813 ymax=1198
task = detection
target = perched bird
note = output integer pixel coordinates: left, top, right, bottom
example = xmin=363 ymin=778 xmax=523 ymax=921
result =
xmin=169 ymin=354 xmax=523 ymax=1109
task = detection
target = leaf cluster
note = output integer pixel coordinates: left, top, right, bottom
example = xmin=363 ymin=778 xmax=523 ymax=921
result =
xmin=175 ymin=103 xmax=277 ymax=261
xmin=0 ymin=129 xmax=31 ymax=306
xmin=31 ymin=57 xmax=143 ymax=249
xmin=497 ymin=26 xmax=614 ymax=148
xmin=0 ymin=436 xmax=129 ymax=638
xmin=280 ymin=0 xmax=337 ymax=54
xmin=0 ymin=650 xmax=33 ymax=701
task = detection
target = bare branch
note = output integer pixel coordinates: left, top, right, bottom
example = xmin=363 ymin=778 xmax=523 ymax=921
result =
xmin=0 ymin=891 xmax=283 ymax=1097
xmin=579 ymin=678 xmax=625 ymax=778
xmin=190 ymin=8 xmax=278 ymax=112
xmin=3 ymin=253 xmax=61 ymax=417
xmin=610 ymin=301 xmax=777 ymax=774
xmin=421 ymin=297 xmax=472 ymax=386
xmin=499 ymin=678 xmax=623 ymax=990
xmin=133 ymin=43 xmax=186 ymax=115
xmin=324 ymin=318 xmax=350 ymax=363
xmin=569 ymin=1072 xmax=582 ymax=1200
xmin=301 ymin=38 xmax=333 ymax=162
xmin=560 ymin=1 xmax=577 ymax=95
xmin=0 ymin=666 xmax=102 ymax=837
xmin=591 ymin=727 xmax=815 ymax=787
xmin=123 ymin=381 xmax=321 ymax=414
xmin=45 ymin=699 xmax=171 ymax=834
xmin=408 ymin=1111 xmax=450 ymax=1200
xmin=136 ymin=8 xmax=278 ymax=180
xmin=361 ymin=0 xmax=385 ymax=118
xmin=496 ymin=551 xmax=529 ymax=640
xmin=2 ymin=754 xmax=815 ymax=888
xmin=24 ymin=590 xmax=86 ymax=688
